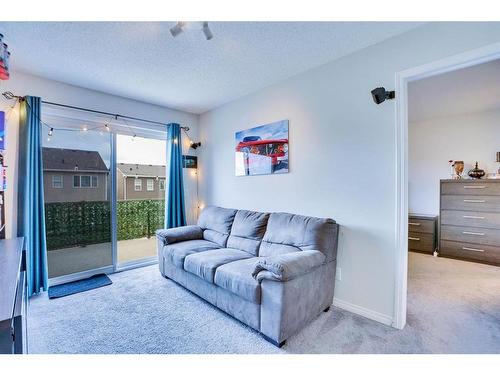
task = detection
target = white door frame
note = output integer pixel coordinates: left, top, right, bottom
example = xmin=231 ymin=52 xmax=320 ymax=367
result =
xmin=393 ymin=41 xmax=500 ymax=329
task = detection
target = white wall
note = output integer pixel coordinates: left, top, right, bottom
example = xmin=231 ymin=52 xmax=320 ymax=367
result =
xmin=199 ymin=23 xmax=500 ymax=323
xmin=0 ymin=72 xmax=199 ymax=239
xmin=409 ymin=109 xmax=500 ymax=215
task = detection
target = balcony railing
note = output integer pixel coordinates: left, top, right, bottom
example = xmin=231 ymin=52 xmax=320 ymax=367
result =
xmin=44 ymin=199 xmax=165 ymax=250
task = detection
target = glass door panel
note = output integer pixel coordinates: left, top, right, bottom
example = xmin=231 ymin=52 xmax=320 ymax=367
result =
xmin=116 ymin=134 xmax=167 ymax=265
xmin=42 ymin=127 xmax=112 ymax=278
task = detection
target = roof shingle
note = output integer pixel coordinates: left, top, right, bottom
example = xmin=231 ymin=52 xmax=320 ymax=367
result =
xmin=117 ymin=163 xmax=166 ymax=178
xmin=43 ymin=147 xmax=109 ymax=172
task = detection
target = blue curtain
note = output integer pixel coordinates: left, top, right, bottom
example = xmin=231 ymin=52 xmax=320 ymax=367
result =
xmin=165 ymin=123 xmax=187 ymax=228
xmin=17 ymin=96 xmax=49 ymax=297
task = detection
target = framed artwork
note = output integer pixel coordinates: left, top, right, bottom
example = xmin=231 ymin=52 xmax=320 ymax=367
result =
xmin=235 ymin=119 xmax=289 ymax=176
xmin=183 ymin=155 xmax=198 ymax=169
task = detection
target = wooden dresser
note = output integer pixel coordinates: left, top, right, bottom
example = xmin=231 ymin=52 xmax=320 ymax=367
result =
xmin=408 ymin=214 xmax=437 ymax=254
xmin=440 ymin=179 xmax=500 ymax=266
xmin=0 ymin=238 xmax=27 ymax=354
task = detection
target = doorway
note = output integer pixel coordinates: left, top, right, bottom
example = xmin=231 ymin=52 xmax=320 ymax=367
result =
xmin=394 ymin=42 xmax=500 ymax=329
xmin=115 ymin=134 xmax=167 ymax=269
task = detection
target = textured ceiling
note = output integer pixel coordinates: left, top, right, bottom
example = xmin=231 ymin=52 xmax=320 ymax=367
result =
xmin=409 ymin=58 xmax=500 ymax=123
xmin=1 ymin=22 xmax=423 ymax=114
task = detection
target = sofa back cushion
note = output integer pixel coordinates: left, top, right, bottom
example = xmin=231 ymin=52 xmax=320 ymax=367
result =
xmin=197 ymin=206 xmax=237 ymax=247
xmin=259 ymin=212 xmax=338 ymax=261
xmin=227 ymin=210 xmax=270 ymax=256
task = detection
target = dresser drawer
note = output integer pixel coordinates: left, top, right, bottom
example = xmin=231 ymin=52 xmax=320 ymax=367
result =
xmin=441 ymin=181 xmax=500 ymax=196
xmin=441 ymin=195 xmax=500 ymax=213
xmin=440 ymin=240 xmax=500 ymax=265
xmin=408 ymin=232 xmax=435 ymax=253
xmin=441 ymin=225 xmax=500 ymax=246
xmin=408 ymin=218 xmax=435 ymax=234
xmin=441 ymin=210 xmax=500 ymax=230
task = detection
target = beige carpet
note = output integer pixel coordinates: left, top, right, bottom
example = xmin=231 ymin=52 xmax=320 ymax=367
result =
xmin=29 ymin=252 xmax=500 ymax=353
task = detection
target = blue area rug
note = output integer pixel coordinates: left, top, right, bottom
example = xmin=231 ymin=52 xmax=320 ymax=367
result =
xmin=48 ymin=273 xmax=112 ymax=299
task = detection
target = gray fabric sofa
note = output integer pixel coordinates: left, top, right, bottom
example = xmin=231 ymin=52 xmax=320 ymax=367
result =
xmin=156 ymin=206 xmax=339 ymax=347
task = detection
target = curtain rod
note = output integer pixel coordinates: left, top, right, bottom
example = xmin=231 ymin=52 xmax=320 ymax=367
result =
xmin=1 ymin=91 xmax=190 ymax=131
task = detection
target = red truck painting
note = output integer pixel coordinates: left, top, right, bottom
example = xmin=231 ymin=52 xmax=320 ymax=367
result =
xmin=235 ymin=136 xmax=288 ymax=173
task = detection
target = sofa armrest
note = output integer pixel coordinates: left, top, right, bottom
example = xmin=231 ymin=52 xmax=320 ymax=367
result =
xmin=156 ymin=225 xmax=203 ymax=245
xmin=252 ymin=250 xmax=326 ymax=282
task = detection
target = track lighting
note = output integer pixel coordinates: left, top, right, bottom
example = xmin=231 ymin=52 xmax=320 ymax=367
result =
xmin=170 ymin=22 xmax=186 ymax=37
xmin=202 ymin=22 xmax=213 ymax=40
xmin=170 ymin=22 xmax=213 ymax=40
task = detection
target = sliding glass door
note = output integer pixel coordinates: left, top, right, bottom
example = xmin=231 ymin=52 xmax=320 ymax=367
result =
xmin=42 ymin=129 xmax=167 ymax=278
xmin=40 ymin=106 xmax=187 ymax=280
xmin=115 ymin=134 xmax=167 ymax=266
xmin=42 ymin=128 xmax=113 ymax=279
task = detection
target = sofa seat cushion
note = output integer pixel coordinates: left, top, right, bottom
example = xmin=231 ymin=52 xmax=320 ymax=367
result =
xmin=214 ymin=258 xmax=261 ymax=304
xmin=165 ymin=240 xmax=221 ymax=268
xmin=184 ymin=248 xmax=253 ymax=283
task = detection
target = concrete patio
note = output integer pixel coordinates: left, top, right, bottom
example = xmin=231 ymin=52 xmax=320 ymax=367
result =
xmin=47 ymin=237 xmax=157 ymax=278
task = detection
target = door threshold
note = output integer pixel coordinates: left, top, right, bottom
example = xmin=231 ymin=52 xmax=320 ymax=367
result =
xmin=48 ymin=258 xmax=158 ymax=287
xmin=114 ymin=257 xmax=158 ymax=273
xmin=48 ymin=265 xmax=114 ymax=287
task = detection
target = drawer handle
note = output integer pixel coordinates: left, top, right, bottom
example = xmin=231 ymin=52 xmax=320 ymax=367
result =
xmin=462 ymin=231 xmax=485 ymax=236
xmin=462 ymin=246 xmax=485 ymax=253
xmin=463 ymin=199 xmax=486 ymax=203
xmin=464 ymin=185 xmax=486 ymax=189
xmin=462 ymin=215 xmax=485 ymax=219
xmin=408 ymin=222 xmax=421 ymax=226
xmin=408 ymin=237 xmax=420 ymax=241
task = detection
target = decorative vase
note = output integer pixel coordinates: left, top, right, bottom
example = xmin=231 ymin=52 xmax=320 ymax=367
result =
xmin=452 ymin=161 xmax=464 ymax=179
xmin=468 ymin=162 xmax=486 ymax=179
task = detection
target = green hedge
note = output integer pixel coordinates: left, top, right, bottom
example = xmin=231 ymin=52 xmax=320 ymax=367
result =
xmin=117 ymin=199 xmax=165 ymax=241
xmin=45 ymin=199 xmax=165 ymax=250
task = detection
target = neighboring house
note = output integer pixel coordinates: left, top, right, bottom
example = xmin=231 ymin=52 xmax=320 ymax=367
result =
xmin=43 ymin=147 xmax=110 ymax=203
xmin=117 ymin=163 xmax=166 ymax=201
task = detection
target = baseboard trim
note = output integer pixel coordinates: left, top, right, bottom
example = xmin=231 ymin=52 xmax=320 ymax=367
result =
xmin=332 ymin=298 xmax=393 ymax=326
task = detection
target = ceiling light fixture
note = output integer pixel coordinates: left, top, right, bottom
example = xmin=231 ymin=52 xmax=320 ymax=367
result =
xmin=202 ymin=22 xmax=213 ymax=40
xmin=170 ymin=22 xmax=186 ymax=37
xmin=170 ymin=22 xmax=213 ymax=40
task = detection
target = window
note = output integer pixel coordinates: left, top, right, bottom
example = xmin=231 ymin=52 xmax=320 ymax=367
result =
xmin=159 ymin=179 xmax=165 ymax=191
xmin=73 ymin=175 xmax=98 ymax=188
xmin=134 ymin=178 xmax=142 ymax=191
xmin=147 ymin=179 xmax=154 ymax=191
xmin=81 ymin=175 xmax=91 ymax=187
xmin=52 ymin=175 xmax=63 ymax=188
